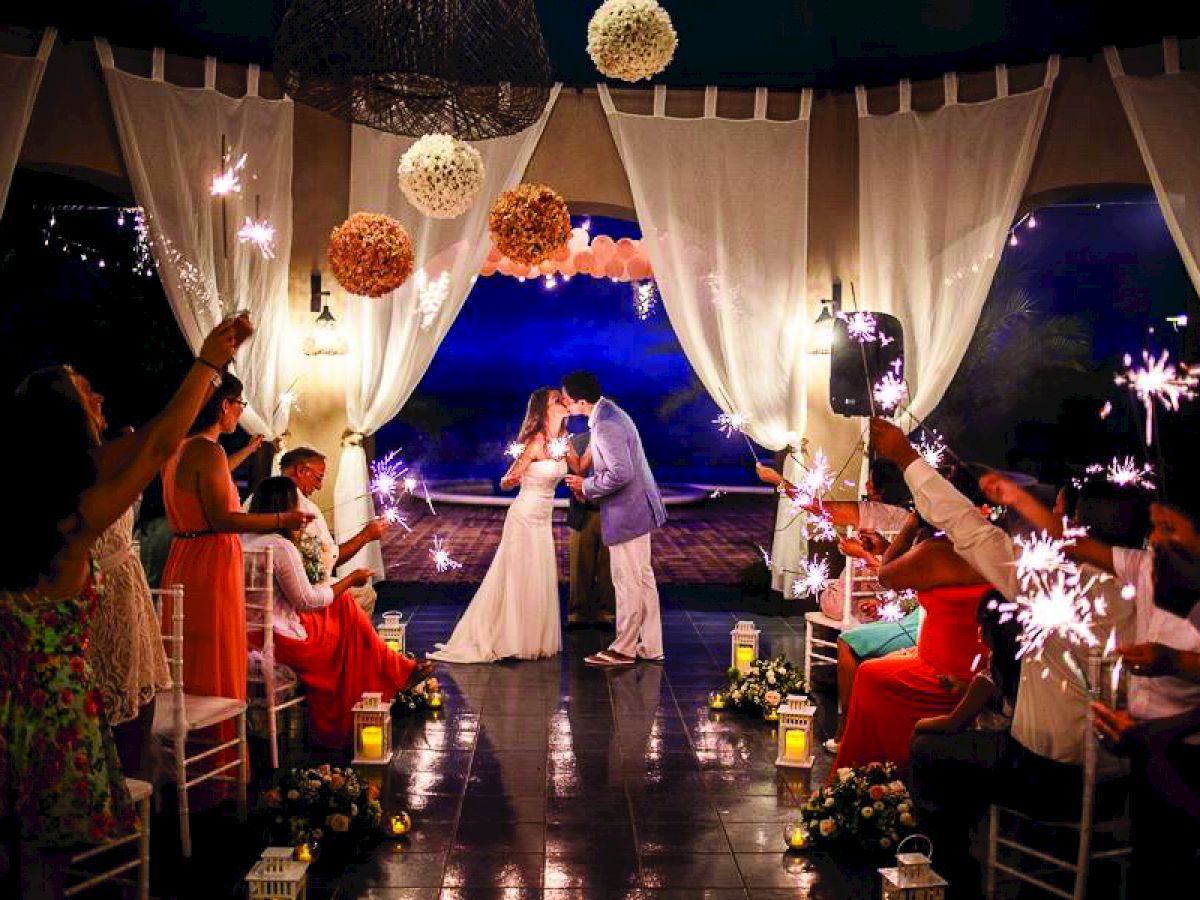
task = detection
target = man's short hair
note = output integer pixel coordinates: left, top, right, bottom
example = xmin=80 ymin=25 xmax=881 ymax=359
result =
xmin=279 ymin=446 xmax=325 ymax=472
xmin=562 ymin=371 xmax=602 ymax=403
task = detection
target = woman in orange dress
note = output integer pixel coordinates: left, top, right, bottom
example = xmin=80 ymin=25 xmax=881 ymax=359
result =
xmin=160 ymin=374 xmax=309 ymax=784
xmin=830 ymin=513 xmax=990 ymax=774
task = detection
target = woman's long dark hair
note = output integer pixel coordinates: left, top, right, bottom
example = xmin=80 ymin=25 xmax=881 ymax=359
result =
xmin=189 ymin=371 xmax=243 ymax=435
xmin=5 ymin=366 xmax=100 ymax=590
xmin=978 ymin=591 xmax=1022 ymax=707
xmin=248 ymin=476 xmax=299 ymax=536
xmin=517 ymin=386 xmax=557 ymax=446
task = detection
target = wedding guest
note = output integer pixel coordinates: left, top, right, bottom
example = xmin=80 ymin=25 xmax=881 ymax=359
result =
xmin=566 ymin=427 xmax=615 ymax=627
xmin=160 ymin=372 xmax=311 ymax=793
xmin=1 ymin=318 xmax=250 ymax=899
xmin=242 ymin=478 xmax=430 ymax=748
xmin=246 ymin=447 xmax=389 ymax=616
xmin=830 ymin=508 xmax=990 ymax=774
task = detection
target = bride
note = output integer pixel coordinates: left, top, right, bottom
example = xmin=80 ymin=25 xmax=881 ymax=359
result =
xmin=429 ymin=387 xmax=575 ymax=662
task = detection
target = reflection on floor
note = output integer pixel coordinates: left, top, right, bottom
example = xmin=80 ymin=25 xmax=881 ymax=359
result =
xmin=134 ymin=588 xmax=887 ymax=899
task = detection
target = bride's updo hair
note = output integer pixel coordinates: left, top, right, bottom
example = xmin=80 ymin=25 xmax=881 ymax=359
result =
xmin=517 ymin=386 xmax=558 ymax=446
xmin=5 ymin=365 xmax=100 ymax=590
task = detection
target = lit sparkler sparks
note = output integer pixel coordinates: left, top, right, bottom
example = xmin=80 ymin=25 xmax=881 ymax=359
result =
xmin=792 ymin=556 xmax=831 ymax=599
xmin=714 ymin=411 xmax=751 ymax=437
xmin=915 ymin=429 xmax=947 ymax=469
xmin=1012 ymin=530 xmax=1074 ymax=584
xmin=997 ymin=569 xmax=1102 ymax=659
xmin=429 ymin=536 xmax=462 ymax=573
xmin=1104 ymin=456 xmax=1154 ymax=490
xmin=757 ymin=545 xmax=772 ymax=570
xmin=548 ymin=436 xmax=570 ymax=460
xmin=211 ymin=152 xmax=247 ymax=196
xmin=1099 ymin=401 xmax=1113 ymax=420
xmin=415 ymin=270 xmax=451 ymax=331
xmin=402 ymin=476 xmax=419 ymax=495
xmin=370 ymin=450 xmax=408 ymax=502
xmin=505 ymin=441 xmax=526 ymax=460
xmin=236 ymin=217 xmax=276 ymax=259
xmin=1114 ymin=348 xmax=1200 ymax=444
xmin=633 ymin=280 xmax=659 ymax=320
xmin=872 ymin=361 xmax=908 ymax=413
xmin=382 ymin=506 xmax=412 ymax=532
xmin=843 ymin=311 xmax=878 ymax=344
xmin=805 ymin=510 xmax=838 ymax=542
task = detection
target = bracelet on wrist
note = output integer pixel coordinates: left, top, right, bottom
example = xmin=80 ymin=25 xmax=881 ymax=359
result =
xmin=196 ymin=357 xmax=225 ymax=373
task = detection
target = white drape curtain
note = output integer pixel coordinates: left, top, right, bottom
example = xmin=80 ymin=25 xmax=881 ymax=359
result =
xmin=857 ymin=60 xmax=1058 ymax=423
xmin=0 ymin=28 xmax=54 ymax=216
xmin=599 ymin=84 xmax=813 ymax=595
xmin=334 ymin=86 xmax=562 ymax=576
xmin=97 ymin=40 xmax=296 ymax=443
xmin=1106 ymin=39 xmax=1200 ymax=292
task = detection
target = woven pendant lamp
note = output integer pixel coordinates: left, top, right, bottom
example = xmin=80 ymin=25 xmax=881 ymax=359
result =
xmin=274 ymin=0 xmax=553 ymax=140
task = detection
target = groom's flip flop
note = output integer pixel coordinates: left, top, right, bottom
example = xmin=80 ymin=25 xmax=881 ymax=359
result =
xmin=584 ymin=651 xmax=635 ymax=667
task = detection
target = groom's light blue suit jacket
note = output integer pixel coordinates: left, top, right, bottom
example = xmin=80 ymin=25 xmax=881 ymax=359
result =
xmin=581 ymin=399 xmax=667 ymax=546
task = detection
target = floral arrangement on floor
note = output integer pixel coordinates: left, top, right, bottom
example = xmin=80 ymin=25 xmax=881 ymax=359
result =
xmin=857 ymin=588 xmax=920 ymax=624
xmin=328 ymin=212 xmax=413 ymax=297
xmin=717 ymin=655 xmax=805 ymax=712
xmin=397 ymin=134 xmax=486 ymax=219
xmin=391 ymin=676 xmax=440 ymax=714
xmin=258 ymin=765 xmax=383 ymax=858
xmin=487 ymin=183 xmax=570 ymax=266
xmin=587 ymin=0 xmax=678 ymax=83
xmin=796 ymin=762 xmax=918 ymax=857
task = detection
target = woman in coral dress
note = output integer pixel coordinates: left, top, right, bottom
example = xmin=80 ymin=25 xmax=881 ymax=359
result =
xmin=242 ymin=478 xmax=431 ymax=747
xmin=160 ymin=374 xmax=309 ymax=787
xmin=831 ymin=514 xmax=990 ymax=775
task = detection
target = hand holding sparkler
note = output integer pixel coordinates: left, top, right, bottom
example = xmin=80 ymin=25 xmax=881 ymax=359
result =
xmin=1090 ymin=701 xmax=1136 ymax=751
xmin=198 ymin=315 xmax=253 ymax=370
xmin=868 ymin=418 xmax=920 ymax=469
xmin=1118 ymin=642 xmax=1183 ymax=677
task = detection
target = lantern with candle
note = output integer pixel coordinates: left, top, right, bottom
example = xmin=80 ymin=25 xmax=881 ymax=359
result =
xmin=707 ymin=690 xmax=728 ymax=710
xmin=783 ymin=821 xmax=808 ymax=851
xmin=247 ymin=846 xmax=309 ymax=900
xmin=378 ymin=612 xmax=406 ymax=654
xmin=352 ymin=692 xmax=392 ymax=765
xmin=878 ymin=835 xmax=947 ymax=900
xmin=775 ymin=694 xmax=816 ymax=769
xmin=388 ymin=811 xmax=412 ymax=838
xmin=730 ymin=621 xmax=760 ymax=676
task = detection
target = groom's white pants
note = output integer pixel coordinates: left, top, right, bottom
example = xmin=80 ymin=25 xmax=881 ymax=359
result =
xmin=608 ymin=532 xmax=663 ymax=659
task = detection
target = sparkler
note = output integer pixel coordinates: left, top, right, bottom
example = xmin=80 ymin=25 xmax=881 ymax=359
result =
xmin=236 ymin=217 xmax=277 ymax=259
xmin=429 ymin=535 xmax=462 ymax=573
xmin=804 ymin=511 xmax=838 ymax=543
xmin=415 ymin=270 xmax=451 ymax=330
xmin=757 ymin=545 xmax=773 ymax=570
xmin=843 ymin=311 xmax=878 ymax=344
xmin=872 ymin=361 xmax=908 ymax=414
xmin=997 ymin=569 xmax=1102 ymax=659
xmin=402 ymin=476 xmax=419 ymax=495
xmin=1114 ymin=348 xmax=1200 ymax=445
xmin=548 ymin=436 xmax=570 ymax=461
xmin=792 ymin=556 xmax=831 ymax=599
xmin=714 ymin=411 xmax=751 ymax=438
xmin=505 ymin=441 xmax=526 ymax=460
xmin=798 ymin=449 xmax=835 ymax=500
xmin=1104 ymin=456 xmax=1154 ymax=490
xmin=370 ymin=450 xmax=408 ymax=502
xmin=210 ymin=152 xmax=247 ymax=196
xmin=915 ymin=429 xmax=947 ymax=469
xmin=1099 ymin=401 xmax=1113 ymax=420
xmin=382 ymin=506 xmax=412 ymax=532
xmin=1012 ymin=531 xmax=1073 ymax=584
xmin=633 ymin=280 xmax=659 ymax=320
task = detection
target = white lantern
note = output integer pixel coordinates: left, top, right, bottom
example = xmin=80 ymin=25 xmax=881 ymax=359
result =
xmin=775 ymin=694 xmax=816 ymax=769
xmin=246 ymin=847 xmax=309 ymax=900
xmin=378 ymin=612 xmax=406 ymax=654
xmin=878 ymin=835 xmax=947 ymax=900
xmin=730 ymin=621 xmax=760 ymax=675
xmin=351 ymin=692 xmax=392 ymax=765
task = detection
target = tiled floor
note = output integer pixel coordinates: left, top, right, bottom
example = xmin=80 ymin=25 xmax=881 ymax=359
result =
xmin=314 ymin=589 xmax=870 ymax=900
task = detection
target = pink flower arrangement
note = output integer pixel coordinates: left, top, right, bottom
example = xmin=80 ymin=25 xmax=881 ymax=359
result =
xmin=328 ymin=212 xmax=414 ymax=298
xmin=488 ymin=184 xmax=571 ymax=267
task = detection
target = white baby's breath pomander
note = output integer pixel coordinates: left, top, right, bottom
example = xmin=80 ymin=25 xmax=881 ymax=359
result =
xmin=397 ymin=134 xmax=486 ymax=219
xmin=587 ymin=0 xmax=678 ymax=83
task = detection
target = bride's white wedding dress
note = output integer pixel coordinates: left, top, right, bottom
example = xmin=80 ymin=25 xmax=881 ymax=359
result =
xmin=429 ymin=458 xmax=566 ymax=662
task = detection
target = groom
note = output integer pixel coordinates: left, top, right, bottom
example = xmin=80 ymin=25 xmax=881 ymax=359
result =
xmin=561 ymin=371 xmax=668 ymax=666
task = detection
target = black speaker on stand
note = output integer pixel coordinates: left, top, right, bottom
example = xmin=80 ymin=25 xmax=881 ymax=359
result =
xmin=829 ymin=313 xmax=905 ymax=418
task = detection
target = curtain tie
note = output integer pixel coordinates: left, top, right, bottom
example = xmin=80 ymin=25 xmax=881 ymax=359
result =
xmin=342 ymin=429 xmax=366 ymax=448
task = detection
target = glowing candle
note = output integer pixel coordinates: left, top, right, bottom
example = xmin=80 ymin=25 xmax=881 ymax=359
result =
xmin=427 ymin=691 xmax=443 ymax=710
xmin=361 ymin=725 xmax=383 ymax=760
xmin=294 ymin=843 xmax=313 ymax=863
xmin=385 ymin=640 xmax=401 ymax=652
xmin=785 ymin=728 xmax=807 ymax=760
xmin=389 ymin=813 xmax=411 ymax=836
xmin=735 ymin=646 xmax=754 ymax=670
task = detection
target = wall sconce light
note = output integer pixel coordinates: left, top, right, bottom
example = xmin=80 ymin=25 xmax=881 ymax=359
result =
xmin=302 ymin=271 xmax=349 ymax=357
xmin=808 ymin=277 xmax=842 ymax=355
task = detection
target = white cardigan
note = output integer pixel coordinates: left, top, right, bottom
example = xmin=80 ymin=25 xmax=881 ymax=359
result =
xmin=241 ymin=533 xmax=335 ymax=640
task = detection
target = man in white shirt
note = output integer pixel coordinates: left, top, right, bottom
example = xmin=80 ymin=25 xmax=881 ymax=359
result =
xmin=247 ymin=447 xmax=389 ymax=615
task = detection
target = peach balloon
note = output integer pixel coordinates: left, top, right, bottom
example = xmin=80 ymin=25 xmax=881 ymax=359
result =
xmin=496 ymin=256 xmax=513 ymax=275
xmin=627 ymin=258 xmax=652 ymax=281
xmin=552 ymin=242 xmax=571 ymax=262
xmin=574 ymin=250 xmax=595 ymax=274
xmin=604 ymin=258 xmax=626 ymax=280
xmin=590 ymin=234 xmax=616 ymax=264
xmin=511 ymin=261 xmax=531 ymax=278
xmin=615 ymin=237 xmax=637 ymax=260
xmin=569 ymin=227 xmax=590 ymax=251
xmin=480 ymin=261 xmax=498 ymax=276
xmin=559 ymin=259 xmax=577 ymax=276
xmin=539 ymin=259 xmax=557 ymax=275
xmin=485 ymin=246 xmax=502 ymax=264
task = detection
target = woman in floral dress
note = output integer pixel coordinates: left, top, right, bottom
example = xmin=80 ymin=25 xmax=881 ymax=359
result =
xmin=0 ymin=318 xmax=250 ymax=898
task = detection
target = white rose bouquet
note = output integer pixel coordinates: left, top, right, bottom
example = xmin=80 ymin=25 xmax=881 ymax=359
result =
xmin=587 ymin=0 xmax=678 ymax=83
xmin=796 ymin=762 xmax=918 ymax=857
xmin=722 ymin=655 xmax=805 ymax=713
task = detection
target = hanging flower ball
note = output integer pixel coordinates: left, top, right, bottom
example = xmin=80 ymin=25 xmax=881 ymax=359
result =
xmin=328 ymin=212 xmax=414 ymax=298
xmin=488 ymin=183 xmax=571 ymax=267
xmin=587 ymin=0 xmax=678 ymax=83
xmin=397 ymin=134 xmax=486 ymax=219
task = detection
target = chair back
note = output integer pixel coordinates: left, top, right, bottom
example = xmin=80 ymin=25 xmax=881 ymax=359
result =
xmin=244 ymin=545 xmax=276 ymax=656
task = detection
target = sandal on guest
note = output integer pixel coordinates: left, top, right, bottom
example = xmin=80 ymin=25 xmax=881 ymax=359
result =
xmin=584 ymin=650 xmax=636 ymax=667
